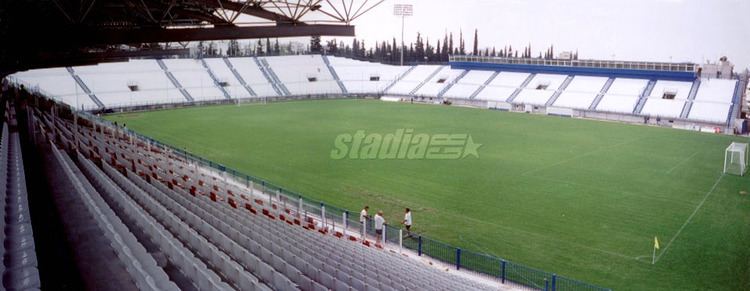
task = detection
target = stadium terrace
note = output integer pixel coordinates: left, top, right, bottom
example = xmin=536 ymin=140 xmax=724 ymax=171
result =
xmin=9 ymin=54 xmax=746 ymax=133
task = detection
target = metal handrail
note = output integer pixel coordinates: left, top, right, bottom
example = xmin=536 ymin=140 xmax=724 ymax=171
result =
xmin=450 ymin=55 xmax=697 ymax=72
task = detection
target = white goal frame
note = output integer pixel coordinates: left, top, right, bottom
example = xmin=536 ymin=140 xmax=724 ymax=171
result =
xmin=724 ymin=142 xmax=748 ymax=176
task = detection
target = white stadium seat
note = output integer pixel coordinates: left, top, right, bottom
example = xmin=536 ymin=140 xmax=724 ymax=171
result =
xmin=9 ymin=55 xmax=738 ymax=125
xmin=640 ymin=98 xmax=686 ymax=119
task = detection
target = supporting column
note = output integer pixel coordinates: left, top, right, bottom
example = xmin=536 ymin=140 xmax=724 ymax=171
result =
xmin=382 ymin=224 xmax=387 ymax=245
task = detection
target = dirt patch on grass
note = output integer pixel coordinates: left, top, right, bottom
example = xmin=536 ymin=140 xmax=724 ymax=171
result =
xmin=740 ymin=190 xmax=747 ymax=196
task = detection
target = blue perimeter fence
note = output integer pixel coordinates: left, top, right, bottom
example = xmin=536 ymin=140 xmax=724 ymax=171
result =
xmin=73 ymin=106 xmax=611 ymax=291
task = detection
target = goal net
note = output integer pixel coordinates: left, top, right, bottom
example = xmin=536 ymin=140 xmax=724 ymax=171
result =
xmin=724 ymin=142 xmax=748 ymax=176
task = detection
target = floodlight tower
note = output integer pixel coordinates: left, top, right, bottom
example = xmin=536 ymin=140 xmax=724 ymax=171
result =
xmin=393 ymin=4 xmax=413 ymax=66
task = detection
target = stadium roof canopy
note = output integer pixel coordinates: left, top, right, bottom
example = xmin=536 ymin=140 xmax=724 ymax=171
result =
xmin=0 ymin=0 xmax=382 ymax=74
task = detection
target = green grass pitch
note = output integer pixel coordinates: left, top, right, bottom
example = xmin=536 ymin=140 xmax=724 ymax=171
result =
xmin=107 ymin=99 xmax=750 ymax=290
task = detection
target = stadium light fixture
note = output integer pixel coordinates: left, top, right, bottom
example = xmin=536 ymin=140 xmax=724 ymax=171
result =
xmin=393 ymin=4 xmax=413 ymax=66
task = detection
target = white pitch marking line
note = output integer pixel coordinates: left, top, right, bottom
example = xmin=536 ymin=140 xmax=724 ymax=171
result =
xmin=443 ymin=212 xmax=640 ymax=260
xmin=666 ymin=151 xmax=700 ymax=174
xmin=520 ymin=137 xmax=645 ymax=177
xmin=655 ymin=174 xmax=724 ymax=263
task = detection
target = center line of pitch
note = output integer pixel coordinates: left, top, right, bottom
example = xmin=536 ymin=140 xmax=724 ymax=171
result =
xmin=655 ymin=174 xmax=724 ymax=263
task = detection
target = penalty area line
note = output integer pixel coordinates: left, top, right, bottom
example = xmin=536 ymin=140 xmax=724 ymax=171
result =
xmin=666 ymin=151 xmax=700 ymax=174
xmin=655 ymin=174 xmax=724 ymax=263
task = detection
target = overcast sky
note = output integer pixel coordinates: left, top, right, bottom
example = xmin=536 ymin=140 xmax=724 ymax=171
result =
xmin=322 ymin=0 xmax=749 ymax=69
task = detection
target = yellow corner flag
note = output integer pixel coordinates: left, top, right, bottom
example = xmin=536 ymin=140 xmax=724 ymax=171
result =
xmin=654 ymin=236 xmax=660 ymax=250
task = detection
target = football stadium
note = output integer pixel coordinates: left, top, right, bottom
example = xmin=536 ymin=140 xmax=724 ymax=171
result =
xmin=1 ymin=1 xmax=749 ymax=290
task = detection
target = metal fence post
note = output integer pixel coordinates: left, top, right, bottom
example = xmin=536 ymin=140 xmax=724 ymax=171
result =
xmin=249 ymin=180 xmax=254 ymax=196
xmin=260 ymin=180 xmax=267 ymax=203
xmin=363 ymin=218 xmax=367 ymax=240
xmin=552 ymin=274 xmax=557 ymax=291
xmin=268 ymin=185 xmax=272 ymax=206
xmin=399 ymin=229 xmax=403 ymax=253
xmin=298 ymin=196 xmax=303 ymax=218
xmin=320 ymin=203 xmax=325 ymax=227
xmin=342 ymin=211 xmax=347 ymax=236
xmin=382 ymin=224 xmax=387 ymax=245
xmin=501 ymin=260 xmax=506 ymax=283
xmin=544 ymin=278 xmax=549 ymax=291
xmin=456 ymin=248 xmax=461 ymax=270
xmin=418 ymin=236 xmax=422 ymax=256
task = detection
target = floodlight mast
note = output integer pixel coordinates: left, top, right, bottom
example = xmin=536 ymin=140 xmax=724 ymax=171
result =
xmin=393 ymin=4 xmax=413 ymax=66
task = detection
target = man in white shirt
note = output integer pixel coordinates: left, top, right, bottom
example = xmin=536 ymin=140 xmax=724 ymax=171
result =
xmin=374 ymin=210 xmax=386 ymax=242
xmin=402 ymin=208 xmax=412 ymax=237
xmin=359 ymin=206 xmax=369 ymax=236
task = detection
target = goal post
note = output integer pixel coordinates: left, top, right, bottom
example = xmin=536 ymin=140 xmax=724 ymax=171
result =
xmin=724 ymin=142 xmax=748 ymax=176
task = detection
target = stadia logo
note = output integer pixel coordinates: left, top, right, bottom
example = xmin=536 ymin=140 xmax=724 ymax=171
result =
xmin=330 ymin=129 xmax=482 ymax=160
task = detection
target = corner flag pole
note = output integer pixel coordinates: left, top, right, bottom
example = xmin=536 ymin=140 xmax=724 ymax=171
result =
xmin=652 ymin=236 xmax=660 ymax=264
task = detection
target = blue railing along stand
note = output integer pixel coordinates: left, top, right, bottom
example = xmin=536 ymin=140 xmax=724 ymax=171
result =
xmin=501 ymin=260 xmax=507 ymax=283
xmin=552 ymin=274 xmax=557 ymax=291
xmin=456 ymin=248 xmax=462 ymax=270
xmin=418 ymin=236 xmax=422 ymax=256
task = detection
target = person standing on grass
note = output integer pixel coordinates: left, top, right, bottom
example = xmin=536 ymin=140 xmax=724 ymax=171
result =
xmin=359 ymin=206 xmax=369 ymax=236
xmin=374 ymin=210 xmax=386 ymax=243
xmin=402 ymin=208 xmax=412 ymax=237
